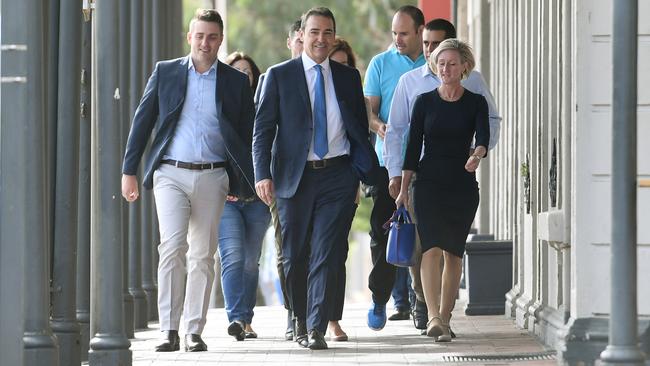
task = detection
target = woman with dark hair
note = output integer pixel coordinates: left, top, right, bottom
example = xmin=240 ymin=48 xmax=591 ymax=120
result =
xmin=226 ymin=51 xmax=262 ymax=93
xmin=329 ymin=37 xmax=356 ymax=68
xmin=218 ymin=52 xmax=270 ymax=340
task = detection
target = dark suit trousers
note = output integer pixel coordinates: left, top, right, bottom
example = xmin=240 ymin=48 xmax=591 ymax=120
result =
xmin=277 ymin=162 xmax=357 ymax=333
xmin=368 ymin=167 xmax=397 ymax=305
xmin=329 ymin=201 xmax=357 ymax=322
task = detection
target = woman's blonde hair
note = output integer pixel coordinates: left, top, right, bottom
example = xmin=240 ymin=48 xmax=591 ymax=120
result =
xmin=429 ymin=38 xmax=475 ymax=79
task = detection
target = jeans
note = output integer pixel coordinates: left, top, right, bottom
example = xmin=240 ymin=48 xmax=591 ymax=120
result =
xmin=391 ymin=267 xmax=414 ymax=311
xmin=218 ymin=199 xmax=271 ymax=324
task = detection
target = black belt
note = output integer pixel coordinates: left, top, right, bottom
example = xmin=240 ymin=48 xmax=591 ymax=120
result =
xmin=305 ymin=155 xmax=349 ymax=170
xmin=161 ymin=159 xmax=226 ymax=170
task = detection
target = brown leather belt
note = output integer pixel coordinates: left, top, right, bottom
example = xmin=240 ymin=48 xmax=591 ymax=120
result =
xmin=161 ymin=159 xmax=226 ymax=170
xmin=305 ymin=155 xmax=349 ymax=170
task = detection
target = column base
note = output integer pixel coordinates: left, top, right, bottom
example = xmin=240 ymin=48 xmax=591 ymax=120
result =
xmin=505 ymin=284 xmax=521 ymax=319
xmin=515 ymin=293 xmax=534 ymax=329
xmin=600 ymin=345 xmax=646 ymax=365
xmin=143 ymin=286 xmax=158 ymax=321
xmin=123 ymin=292 xmax=135 ymax=338
xmin=88 ymin=348 xmax=132 ymax=366
xmin=51 ymin=320 xmax=81 ymax=366
xmin=130 ymin=288 xmax=149 ymax=329
xmin=533 ymin=305 xmax=566 ymax=349
xmin=24 ymin=333 xmax=59 ymax=366
xmin=77 ymin=311 xmax=90 ymax=362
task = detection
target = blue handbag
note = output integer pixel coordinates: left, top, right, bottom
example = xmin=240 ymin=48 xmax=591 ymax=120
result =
xmin=384 ymin=206 xmax=416 ymax=267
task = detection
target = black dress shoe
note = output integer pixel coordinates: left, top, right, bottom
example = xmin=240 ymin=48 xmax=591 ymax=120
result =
xmin=307 ymin=329 xmax=328 ymax=350
xmin=388 ymin=308 xmax=410 ymax=321
xmin=155 ymin=330 xmax=180 ymax=352
xmin=227 ymin=320 xmax=246 ymax=341
xmin=285 ymin=310 xmax=294 ymax=341
xmin=412 ymin=300 xmax=428 ymax=330
xmin=184 ymin=334 xmax=207 ymax=352
xmin=294 ymin=318 xmax=308 ymax=347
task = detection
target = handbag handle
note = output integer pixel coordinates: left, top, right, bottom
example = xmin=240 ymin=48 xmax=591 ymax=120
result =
xmin=395 ymin=205 xmax=412 ymax=224
xmin=382 ymin=205 xmax=413 ymax=231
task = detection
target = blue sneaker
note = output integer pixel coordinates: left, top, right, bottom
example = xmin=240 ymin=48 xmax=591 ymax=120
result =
xmin=367 ymin=302 xmax=387 ymax=330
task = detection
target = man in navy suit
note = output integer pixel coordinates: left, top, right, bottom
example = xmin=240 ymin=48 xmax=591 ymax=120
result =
xmin=121 ymin=9 xmax=254 ymax=352
xmin=253 ymin=7 xmax=379 ymax=350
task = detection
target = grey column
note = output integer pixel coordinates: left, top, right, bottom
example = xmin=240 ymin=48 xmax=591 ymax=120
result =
xmin=150 ymin=0 xmax=162 ymax=292
xmin=140 ymin=0 xmax=158 ymax=322
xmin=88 ymin=0 xmax=132 ymax=364
xmin=118 ymin=0 xmax=135 ymax=339
xmin=129 ymin=0 xmax=149 ymax=331
xmin=76 ymin=9 xmax=93 ymax=361
xmin=22 ymin=1 xmax=60 ymax=365
xmin=0 ymin=1 xmax=28 ymax=364
xmin=600 ymin=1 xmax=644 ymax=364
xmin=46 ymin=0 xmax=60 ymax=261
xmin=50 ymin=0 xmax=83 ymax=365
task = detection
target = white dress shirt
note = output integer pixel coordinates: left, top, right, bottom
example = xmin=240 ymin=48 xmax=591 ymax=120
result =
xmin=301 ymin=53 xmax=350 ymax=161
xmin=383 ymin=64 xmax=502 ymax=178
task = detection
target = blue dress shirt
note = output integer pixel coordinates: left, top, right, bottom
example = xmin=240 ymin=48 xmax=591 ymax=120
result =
xmin=164 ymin=56 xmax=226 ymax=163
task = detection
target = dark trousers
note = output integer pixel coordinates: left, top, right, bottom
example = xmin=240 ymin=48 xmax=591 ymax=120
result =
xmin=277 ymin=163 xmax=357 ymax=333
xmin=368 ymin=167 xmax=397 ymax=305
xmin=328 ymin=201 xmax=358 ymax=322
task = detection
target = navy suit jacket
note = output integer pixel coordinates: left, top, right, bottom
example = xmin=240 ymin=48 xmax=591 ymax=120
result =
xmin=122 ymin=56 xmax=256 ymax=199
xmin=253 ymin=57 xmax=379 ymax=199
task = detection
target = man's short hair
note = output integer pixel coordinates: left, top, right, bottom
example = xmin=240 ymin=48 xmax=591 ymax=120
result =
xmin=288 ymin=19 xmax=302 ymax=39
xmin=396 ymin=5 xmax=425 ymax=30
xmin=189 ymin=9 xmax=224 ymax=32
xmin=425 ymin=18 xmax=457 ymax=39
xmin=300 ymin=7 xmax=336 ymax=33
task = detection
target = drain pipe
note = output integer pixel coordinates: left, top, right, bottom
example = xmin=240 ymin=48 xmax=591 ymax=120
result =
xmin=599 ymin=0 xmax=645 ymax=364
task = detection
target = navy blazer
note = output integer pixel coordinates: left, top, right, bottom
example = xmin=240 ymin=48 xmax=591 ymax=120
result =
xmin=122 ymin=57 xmax=256 ymax=198
xmin=253 ymin=57 xmax=379 ymax=199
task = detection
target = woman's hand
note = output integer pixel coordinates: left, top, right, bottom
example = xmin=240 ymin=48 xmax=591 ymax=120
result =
xmin=465 ymin=154 xmax=481 ymax=172
xmin=395 ymin=190 xmax=409 ymax=209
xmin=465 ymin=146 xmax=486 ymax=172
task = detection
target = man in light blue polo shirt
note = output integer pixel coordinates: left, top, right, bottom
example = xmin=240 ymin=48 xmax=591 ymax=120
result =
xmin=363 ymin=5 xmax=426 ymax=331
xmin=383 ymin=18 xmax=502 ymax=334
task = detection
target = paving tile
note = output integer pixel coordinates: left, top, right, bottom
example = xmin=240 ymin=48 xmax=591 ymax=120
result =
xmin=129 ymin=297 xmax=552 ymax=365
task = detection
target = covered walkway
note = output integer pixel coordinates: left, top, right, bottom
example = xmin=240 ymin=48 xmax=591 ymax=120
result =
xmin=130 ymin=296 xmax=555 ymax=366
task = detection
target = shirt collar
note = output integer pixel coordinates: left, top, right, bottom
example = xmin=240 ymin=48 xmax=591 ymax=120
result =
xmin=389 ymin=46 xmax=425 ymax=65
xmin=187 ymin=55 xmax=218 ymax=75
xmin=420 ymin=63 xmax=436 ymax=78
xmin=301 ymin=52 xmax=330 ymax=74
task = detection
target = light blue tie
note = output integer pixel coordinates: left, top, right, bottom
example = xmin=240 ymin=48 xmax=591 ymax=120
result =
xmin=313 ymin=64 xmax=328 ymax=159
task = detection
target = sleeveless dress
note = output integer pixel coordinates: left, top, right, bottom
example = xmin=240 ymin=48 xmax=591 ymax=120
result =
xmin=402 ymin=88 xmax=490 ymax=258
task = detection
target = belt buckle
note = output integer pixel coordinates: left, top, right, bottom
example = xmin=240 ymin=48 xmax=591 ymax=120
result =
xmin=312 ymin=160 xmax=326 ymax=169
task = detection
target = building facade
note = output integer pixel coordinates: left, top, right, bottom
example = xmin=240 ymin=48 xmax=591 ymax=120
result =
xmin=457 ymin=0 xmax=650 ymax=363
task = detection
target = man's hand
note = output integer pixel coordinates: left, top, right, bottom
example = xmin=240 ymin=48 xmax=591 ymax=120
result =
xmin=121 ymin=174 xmax=139 ymax=202
xmin=255 ymin=179 xmax=275 ymax=206
xmin=388 ymin=176 xmax=402 ymax=199
xmin=370 ymin=120 xmax=387 ymax=139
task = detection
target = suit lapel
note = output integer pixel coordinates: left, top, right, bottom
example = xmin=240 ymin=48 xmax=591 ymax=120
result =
xmin=294 ymin=58 xmax=313 ymax=123
xmin=215 ymin=61 xmax=225 ymax=121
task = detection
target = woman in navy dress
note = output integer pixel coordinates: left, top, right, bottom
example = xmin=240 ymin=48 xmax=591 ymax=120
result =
xmin=395 ymin=39 xmax=489 ymax=342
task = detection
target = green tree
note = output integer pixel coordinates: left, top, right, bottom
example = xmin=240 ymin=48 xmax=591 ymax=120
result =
xmin=184 ymin=0 xmax=416 ymax=74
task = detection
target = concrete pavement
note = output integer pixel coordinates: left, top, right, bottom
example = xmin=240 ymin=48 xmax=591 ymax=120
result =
xmin=129 ymin=292 xmax=555 ymax=365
